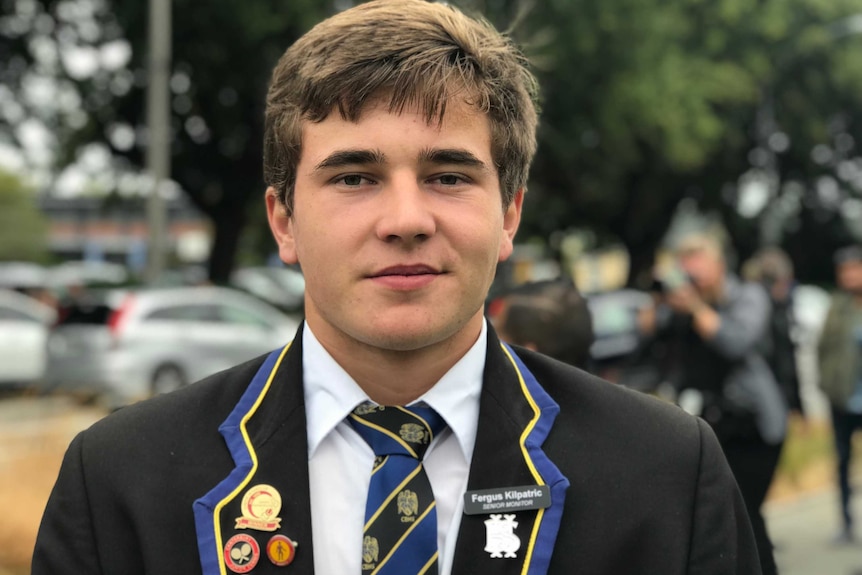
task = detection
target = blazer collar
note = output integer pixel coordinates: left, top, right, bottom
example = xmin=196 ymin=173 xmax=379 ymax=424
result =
xmin=193 ymin=324 xmax=314 ymax=575
xmin=451 ymin=328 xmax=569 ymax=575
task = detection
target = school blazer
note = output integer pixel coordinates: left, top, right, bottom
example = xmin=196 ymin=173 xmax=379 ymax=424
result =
xmin=33 ymin=325 xmax=760 ymax=575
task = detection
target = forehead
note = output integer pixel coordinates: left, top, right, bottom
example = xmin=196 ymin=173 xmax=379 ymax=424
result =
xmin=299 ymin=97 xmax=493 ymax=157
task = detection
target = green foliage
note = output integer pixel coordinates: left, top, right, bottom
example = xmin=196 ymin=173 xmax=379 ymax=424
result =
xmin=467 ymin=0 xmax=862 ymax=282
xmin=0 ymin=171 xmax=49 ymax=262
xmin=8 ymin=0 xmax=862 ymax=283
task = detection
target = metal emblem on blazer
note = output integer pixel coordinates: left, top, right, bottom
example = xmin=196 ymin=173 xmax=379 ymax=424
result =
xmin=397 ymin=489 xmax=419 ymax=522
xmin=235 ymin=484 xmax=283 ymax=531
xmin=484 ymin=514 xmax=521 ymax=558
xmin=399 ymin=423 xmax=428 ymax=444
xmin=362 ymin=535 xmax=379 ymax=570
xmin=224 ymin=533 xmax=260 ymax=573
xmin=266 ymin=534 xmax=298 ymax=567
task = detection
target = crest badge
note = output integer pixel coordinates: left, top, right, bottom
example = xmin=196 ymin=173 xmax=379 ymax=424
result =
xmin=354 ymin=403 xmax=383 ymax=415
xmin=399 ymin=423 xmax=428 ymax=444
xmin=484 ymin=514 xmax=520 ymax=558
xmin=397 ymin=489 xmax=419 ymax=522
xmin=235 ymin=484 xmax=283 ymax=531
xmin=266 ymin=534 xmax=298 ymax=567
xmin=224 ymin=533 xmax=260 ymax=573
xmin=362 ymin=535 xmax=379 ymax=570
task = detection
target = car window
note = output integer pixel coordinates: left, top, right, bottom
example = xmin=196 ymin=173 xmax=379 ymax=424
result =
xmin=0 ymin=306 xmax=38 ymax=323
xmin=145 ymin=304 xmax=220 ymax=322
xmin=218 ymin=304 xmax=273 ymax=329
xmin=57 ymin=303 xmax=114 ymax=325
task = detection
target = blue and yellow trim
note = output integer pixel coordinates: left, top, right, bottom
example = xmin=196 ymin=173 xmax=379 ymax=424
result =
xmin=501 ymin=343 xmax=570 ymax=575
xmin=192 ymin=343 xmax=292 ymax=575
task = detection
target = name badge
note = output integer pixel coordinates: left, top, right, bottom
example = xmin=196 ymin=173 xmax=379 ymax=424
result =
xmin=463 ymin=485 xmax=550 ymax=515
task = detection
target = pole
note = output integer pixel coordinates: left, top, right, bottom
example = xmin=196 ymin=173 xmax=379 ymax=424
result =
xmin=145 ymin=0 xmax=171 ymax=283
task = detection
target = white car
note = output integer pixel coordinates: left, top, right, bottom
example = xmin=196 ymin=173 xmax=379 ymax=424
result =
xmin=42 ymin=286 xmax=300 ymax=406
xmin=0 ymin=289 xmax=56 ymax=385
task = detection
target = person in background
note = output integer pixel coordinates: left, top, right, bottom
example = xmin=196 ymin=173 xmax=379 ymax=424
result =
xmin=489 ymin=279 xmax=594 ymax=370
xmin=639 ymin=233 xmax=787 ymax=575
xmin=32 ymin=2 xmax=761 ymax=574
xmin=743 ymin=247 xmax=805 ymax=418
xmin=817 ymin=245 xmax=862 ymax=545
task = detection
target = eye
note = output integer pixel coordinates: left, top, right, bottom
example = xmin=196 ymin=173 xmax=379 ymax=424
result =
xmin=432 ymin=174 xmax=467 ymax=186
xmin=340 ymin=174 xmax=365 ymax=186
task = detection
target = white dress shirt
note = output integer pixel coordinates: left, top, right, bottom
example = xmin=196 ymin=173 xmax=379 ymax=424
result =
xmin=304 ymin=321 xmax=485 ymax=575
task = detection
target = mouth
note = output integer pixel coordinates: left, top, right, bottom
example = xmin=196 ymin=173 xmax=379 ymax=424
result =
xmin=367 ymin=264 xmax=443 ymax=290
xmin=369 ymin=264 xmax=441 ymax=278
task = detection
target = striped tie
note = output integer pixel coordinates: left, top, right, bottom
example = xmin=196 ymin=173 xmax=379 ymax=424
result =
xmin=348 ymin=402 xmax=446 ymax=575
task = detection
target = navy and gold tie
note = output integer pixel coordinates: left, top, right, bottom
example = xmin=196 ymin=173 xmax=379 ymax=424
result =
xmin=349 ymin=402 xmax=446 ymax=575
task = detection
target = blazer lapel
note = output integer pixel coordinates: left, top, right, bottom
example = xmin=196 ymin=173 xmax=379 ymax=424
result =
xmin=451 ymin=331 xmax=569 ymax=575
xmin=193 ymin=326 xmax=315 ymax=575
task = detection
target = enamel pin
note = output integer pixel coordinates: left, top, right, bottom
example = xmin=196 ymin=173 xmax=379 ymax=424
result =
xmin=235 ymin=484 xmax=282 ymax=531
xmin=266 ymin=534 xmax=298 ymax=567
xmin=484 ymin=514 xmax=520 ymax=558
xmin=224 ymin=533 xmax=260 ymax=573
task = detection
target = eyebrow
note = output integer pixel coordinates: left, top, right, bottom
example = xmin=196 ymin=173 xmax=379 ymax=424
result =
xmin=419 ymin=148 xmax=490 ymax=173
xmin=311 ymin=147 xmax=491 ymax=174
xmin=313 ymin=149 xmax=386 ymax=172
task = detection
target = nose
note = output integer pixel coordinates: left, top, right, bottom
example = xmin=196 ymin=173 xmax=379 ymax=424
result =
xmin=375 ymin=175 xmax=436 ymax=244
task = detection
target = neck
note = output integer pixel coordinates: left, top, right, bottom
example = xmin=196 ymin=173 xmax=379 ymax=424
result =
xmin=307 ymin=315 xmax=484 ymax=405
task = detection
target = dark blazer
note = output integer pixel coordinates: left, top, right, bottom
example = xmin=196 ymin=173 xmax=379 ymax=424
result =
xmin=33 ymin=325 xmax=760 ymax=574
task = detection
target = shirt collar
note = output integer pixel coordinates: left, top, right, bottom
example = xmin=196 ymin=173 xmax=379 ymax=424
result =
xmin=302 ymin=320 xmax=486 ymax=462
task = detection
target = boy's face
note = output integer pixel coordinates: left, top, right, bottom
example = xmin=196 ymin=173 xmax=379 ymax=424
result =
xmin=267 ymin=98 xmax=522 ymax=353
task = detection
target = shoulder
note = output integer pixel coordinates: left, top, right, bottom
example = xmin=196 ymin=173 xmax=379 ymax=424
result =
xmin=727 ymin=276 xmax=769 ymax=308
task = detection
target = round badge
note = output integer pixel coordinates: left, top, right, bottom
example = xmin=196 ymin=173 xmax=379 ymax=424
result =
xmin=224 ymin=533 xmax=260 ymax=573
xmin=236 ymin=484 xmax=283 ymax=531
xmin=266 ymin=534 xmax=297 ymax=567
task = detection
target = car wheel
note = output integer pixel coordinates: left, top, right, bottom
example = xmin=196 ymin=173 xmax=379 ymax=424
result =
xmin=151 ymin=365 xmax=186 ymax=395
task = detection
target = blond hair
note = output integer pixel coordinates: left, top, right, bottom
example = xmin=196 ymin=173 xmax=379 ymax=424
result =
xmin=263 ymin=0 xmax=539 ymax=214
xmin=674 ymin=234 xmax=726 ymax=263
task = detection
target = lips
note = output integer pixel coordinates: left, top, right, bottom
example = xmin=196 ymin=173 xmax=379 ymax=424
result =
xmin=369 ymin=264 xmax=440 ymax=278
xmin=367 ymin=264 xmax=442 ymax=290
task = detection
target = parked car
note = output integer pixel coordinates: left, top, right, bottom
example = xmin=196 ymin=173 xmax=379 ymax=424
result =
xmin=586 ymin=289 xmax=652 ymax=362
xmin=41 ymin=286 xmax=300 ymax=406
xmin=585 ymin=289 xmax=658 ymax=388
xmin=230 ymin=266 xmax=305 ymax=313
xmin=0 ymin=289 xmax=56 ymax=386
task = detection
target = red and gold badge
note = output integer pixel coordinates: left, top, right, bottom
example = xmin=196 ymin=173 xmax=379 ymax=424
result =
xmin=223 ymin=533 xmax=260 ymax=573
xmin=266 ymin=534 xmax=297 ymax=567
xmin=235 ymin=484 xmax=282 ymax=532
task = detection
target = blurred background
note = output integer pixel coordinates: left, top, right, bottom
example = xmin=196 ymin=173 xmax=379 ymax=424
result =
xmin=3 ymin=0 xmax=862 ymax=572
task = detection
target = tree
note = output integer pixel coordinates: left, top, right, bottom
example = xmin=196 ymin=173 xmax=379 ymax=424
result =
xmin=476 ymin=0 xmax=862 ymax=284
xmin=0 ymin=170 xmax=49 ymax=261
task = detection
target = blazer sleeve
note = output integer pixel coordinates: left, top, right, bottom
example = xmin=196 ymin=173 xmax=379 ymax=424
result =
xmin=687 ymin=418 xmax=762 ymax=574
xmin=32 ymin=432 xmax=103 ymax=575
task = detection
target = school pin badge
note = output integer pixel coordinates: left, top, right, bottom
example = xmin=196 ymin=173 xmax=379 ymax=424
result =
xmin=223 ymin=533 xmax=260 ymax=573
xmin=235 ymin=484 xmax=282 ymax=532
xmin=266 ymin=534 xmax=298 ymax=567
xmin=484 ymin=514 xmax=520 ymax=558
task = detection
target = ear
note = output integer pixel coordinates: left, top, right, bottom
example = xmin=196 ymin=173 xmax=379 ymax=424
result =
xmin=265 ymin=187 xmax=299 ymax=265
xmin=498 ymin=188 xmax=524 ymax=263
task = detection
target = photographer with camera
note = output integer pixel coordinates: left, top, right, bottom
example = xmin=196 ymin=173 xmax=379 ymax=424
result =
xmin=639 ymin=233 xmax=787 ymax=575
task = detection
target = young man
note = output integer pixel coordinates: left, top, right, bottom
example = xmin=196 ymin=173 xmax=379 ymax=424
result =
xmin=33 ymin=2 xmax=760 ymax=574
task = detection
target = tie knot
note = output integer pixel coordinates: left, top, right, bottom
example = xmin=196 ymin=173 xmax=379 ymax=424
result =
xmin=348 ymin=402 xmax=446 ymax=460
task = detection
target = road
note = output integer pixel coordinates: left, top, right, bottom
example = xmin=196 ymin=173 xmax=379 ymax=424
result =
xmin=767 ymin=489 xmax=862 ymax=575
xmin=0 ymin=393 xmax=860 ymax=574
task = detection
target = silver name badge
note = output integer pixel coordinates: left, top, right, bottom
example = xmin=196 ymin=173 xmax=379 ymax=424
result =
xmin=463 ymin=485 xmax=551 ymax=515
